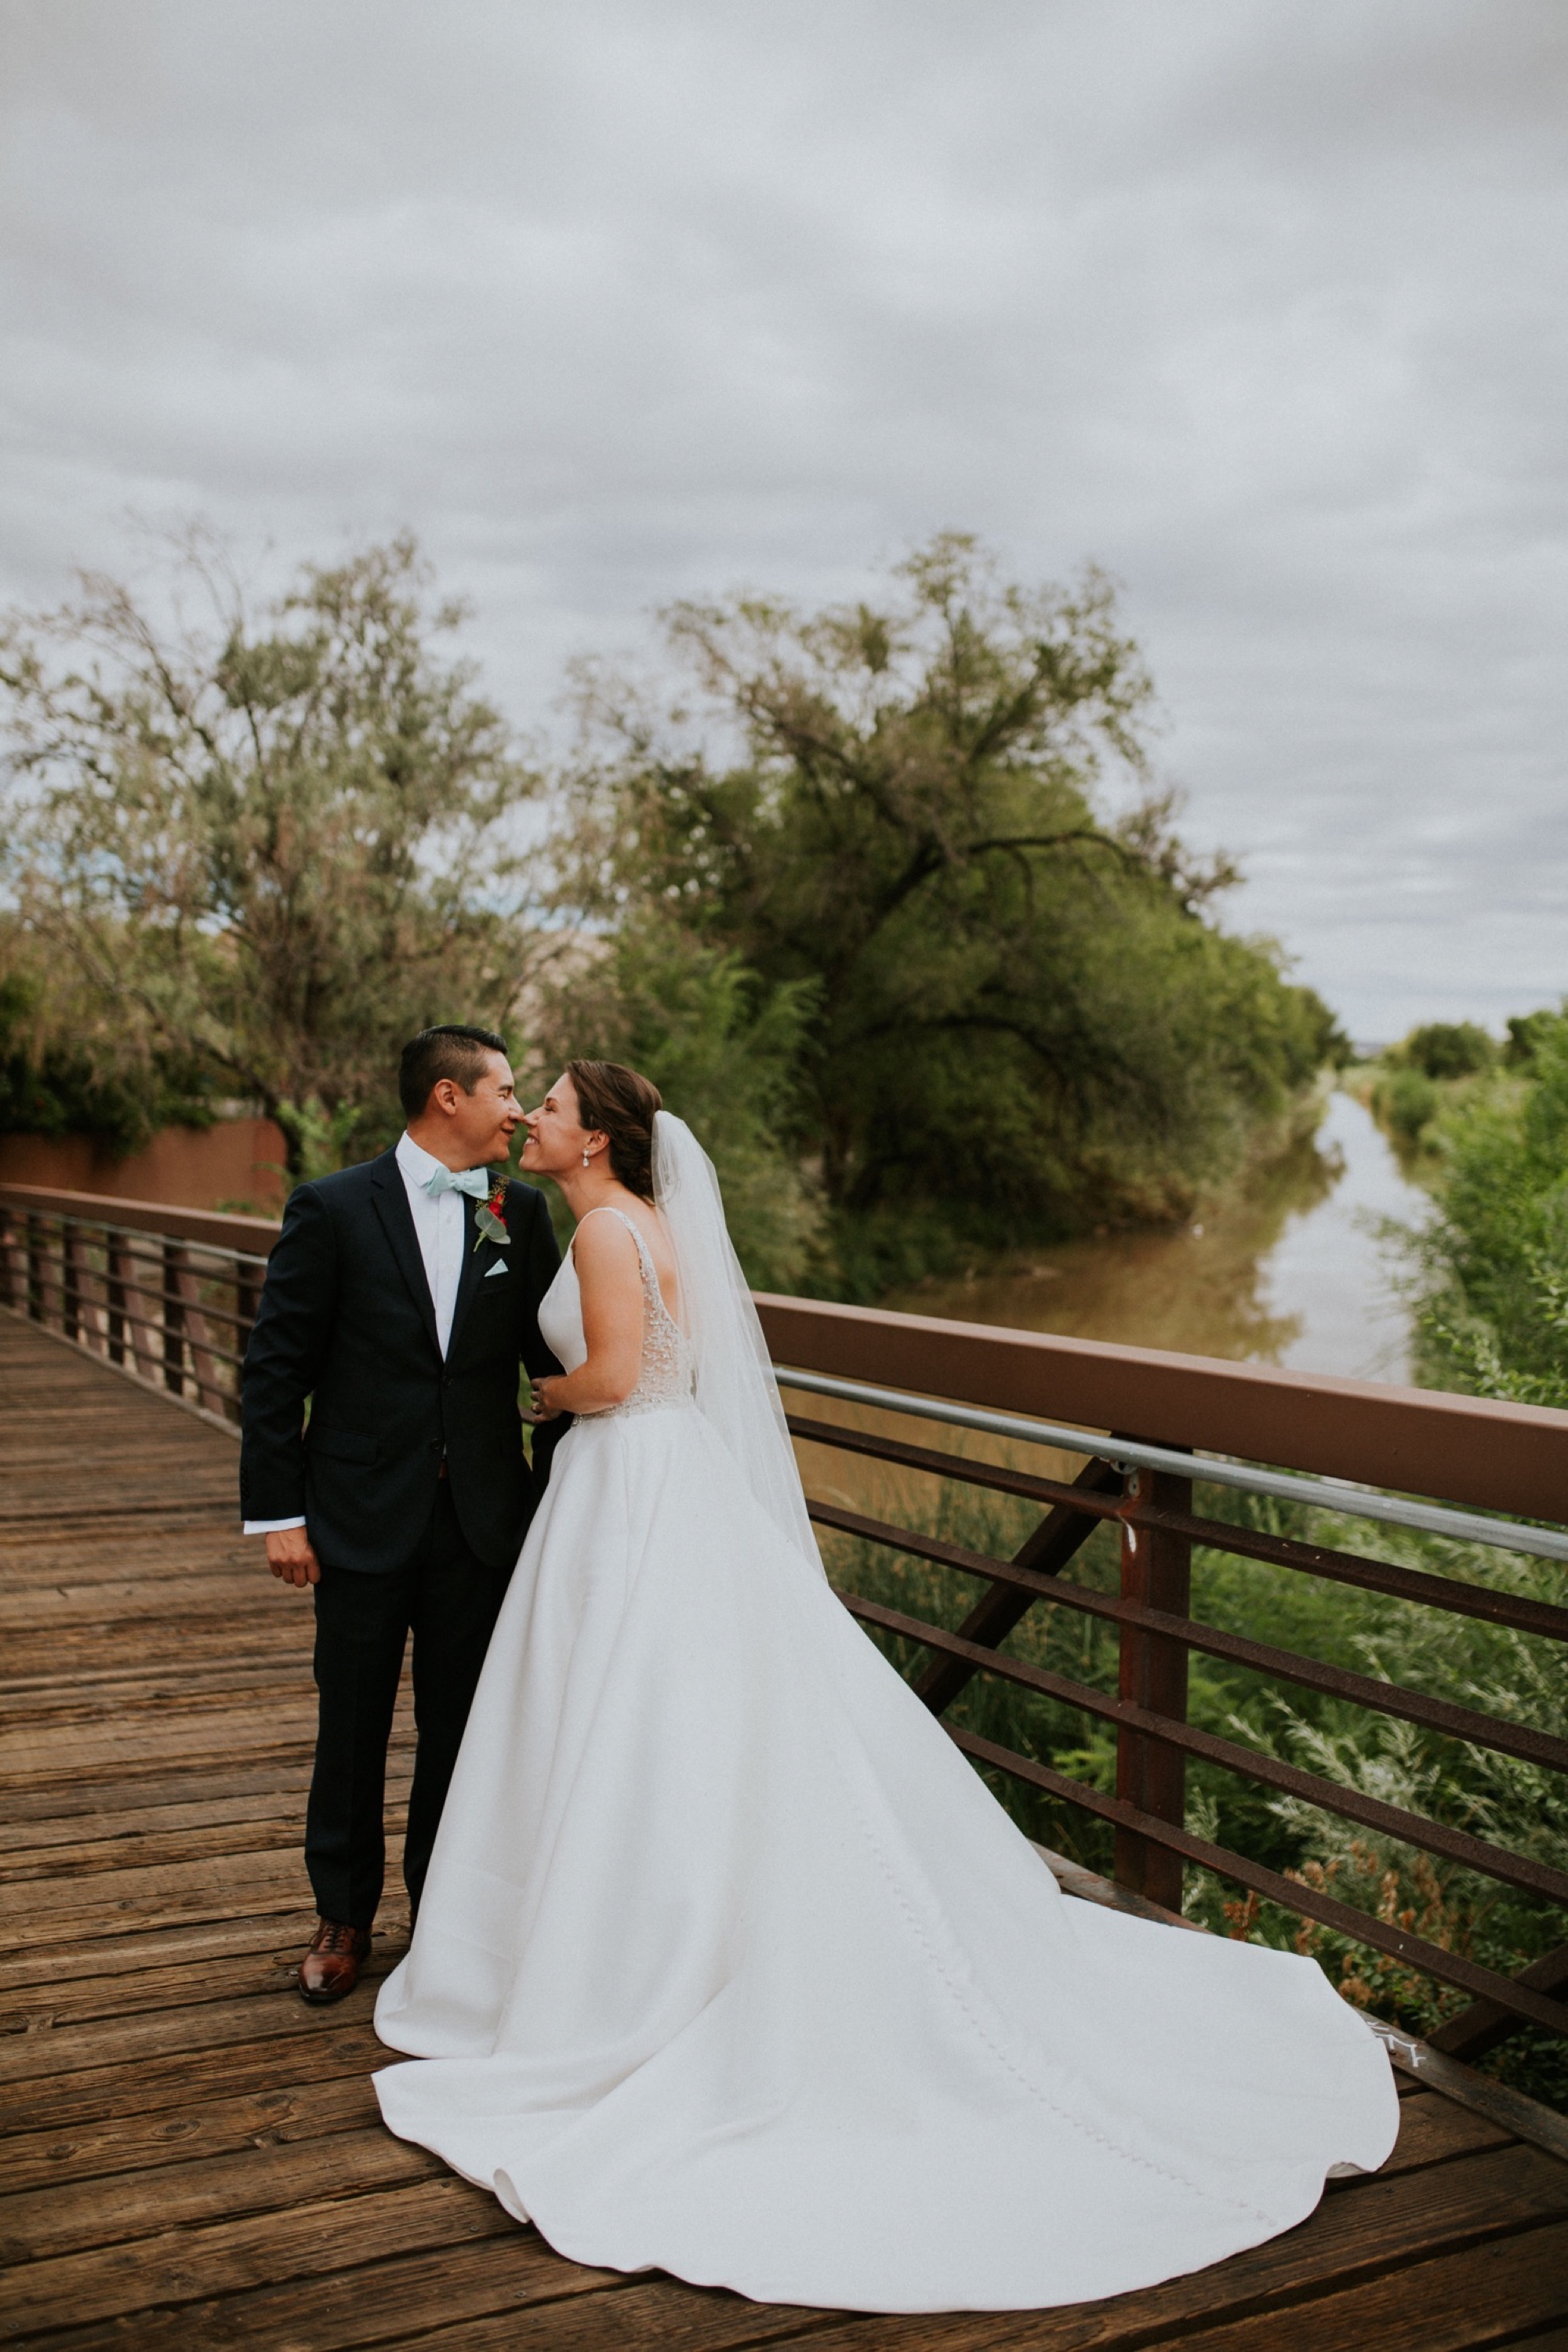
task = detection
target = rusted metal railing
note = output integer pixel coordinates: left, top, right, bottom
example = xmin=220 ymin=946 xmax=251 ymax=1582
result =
xmin=0 ymin=1184 xmax=278 ymax=1427
xmin=3 ymin=1178 xmax=1564 ymax=2063
xmin=756 ymin=1294 xmax=1568 ymax=2062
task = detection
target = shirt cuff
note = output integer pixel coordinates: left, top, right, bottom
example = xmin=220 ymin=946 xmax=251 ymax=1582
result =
xmin=244 ymin=1516 xmax=307 ymax=1534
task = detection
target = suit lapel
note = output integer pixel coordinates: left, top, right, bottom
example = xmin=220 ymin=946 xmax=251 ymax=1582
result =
xmin=447 ymin=1187 xmax=502 ymax=1361
xmin=369 ymin=1149 xmax=441 ymax=1358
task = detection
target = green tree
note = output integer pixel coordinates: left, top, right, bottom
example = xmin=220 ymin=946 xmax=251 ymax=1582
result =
xmin=0 ymin=535 xmax=542 ymax=1178
xmin=528 ymin=916 xmax=822 ymax=1290
xmin=1505 ymin=1009 xmax=1558 ymax=1069
xmin=0 ymin=953 xmax=215 ymax=1153
xmin=560 ymin=534 xmax=1341 ymax=1270
xmin=1396 ymin=1021 xmax=1497 ymax=1081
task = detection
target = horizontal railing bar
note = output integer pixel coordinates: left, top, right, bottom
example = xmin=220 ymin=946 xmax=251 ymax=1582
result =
xmin=1 ymin=1208 xmax=270 ymax=1271
xmin=788 ymin=1410 xmax=1112 ymax=1507
xmin=809 ymin=1500 xmax=1568 ymax=1773
xmin=21 ymin=1286 xmax=249 ymax=1373
xmin=27 ymin=1261 xmax=256 ymax=1339
xmin=1139 ymin=1498 xmax=1568 ymax=1645
xmin=945 ymin=1723 xmax=1568 ymax=2038
xmin=840 ymin=1589 xmax=1568 ymax=1907
xmin=777 ymin=1367 xmax=1568 ymax=1564
xmin=787 ymin=1413 xmax=1568 ymax=1644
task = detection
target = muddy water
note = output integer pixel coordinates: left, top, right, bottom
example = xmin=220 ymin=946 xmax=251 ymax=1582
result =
xmin=791 ymin=1091 xmax=1428 ymax=1534
xmin=885 ymin=1090 xmax=1425 ymax=1384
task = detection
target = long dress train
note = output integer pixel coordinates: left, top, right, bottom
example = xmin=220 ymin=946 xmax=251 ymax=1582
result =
xmin=375 ymin=1203 xmax=1397 ymax=2314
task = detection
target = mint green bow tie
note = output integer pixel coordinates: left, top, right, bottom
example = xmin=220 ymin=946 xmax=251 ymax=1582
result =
xmin=423 ymin=1164 xmax=492 ymax=1200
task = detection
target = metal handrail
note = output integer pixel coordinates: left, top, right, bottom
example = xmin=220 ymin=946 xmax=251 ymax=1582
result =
xmin=775 ymin=1366 xmax=1568 ymax=1565
xmin=8 ymin=1204 xmax=272 ymax=1272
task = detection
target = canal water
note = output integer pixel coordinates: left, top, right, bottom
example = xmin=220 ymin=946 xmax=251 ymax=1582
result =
xmin=886 ymin=1090 xmax=1428 ymax=1385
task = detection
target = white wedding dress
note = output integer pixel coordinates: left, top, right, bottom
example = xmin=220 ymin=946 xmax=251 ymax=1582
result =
xmin=375 ymin=1120 xmax=1397 ymax=2314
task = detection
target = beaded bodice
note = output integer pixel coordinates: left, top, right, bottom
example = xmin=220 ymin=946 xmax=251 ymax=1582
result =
xmin=539 ymin=1203 xmax=695 ymax=1418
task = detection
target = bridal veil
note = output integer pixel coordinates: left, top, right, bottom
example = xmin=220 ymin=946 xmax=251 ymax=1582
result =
xmin=652 ymin=1109 xmax=822 ymax=1573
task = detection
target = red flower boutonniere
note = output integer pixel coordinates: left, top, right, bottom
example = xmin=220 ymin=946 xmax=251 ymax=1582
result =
xmin=473 ymin=1174 xmax=511 ymax=1253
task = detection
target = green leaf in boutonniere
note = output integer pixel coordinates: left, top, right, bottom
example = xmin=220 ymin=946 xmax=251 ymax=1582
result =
xmin=473 ymin=1176 xmax=512 ymax=1253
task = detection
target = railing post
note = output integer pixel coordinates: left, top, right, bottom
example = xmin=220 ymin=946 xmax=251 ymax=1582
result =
xmin=26 ymin=1213 xmax=46 ymax=1323
xmin=169 ymin=1243 xmax=223 ymax=1417
xmin=1114 ymin=1461 xmax=1193 ymax=1911
xmin=0 ymin=1205 xmax=22 ymax=1309
xmin=128 ymin=1239 xmax=161 ymax=1383
xmin=61 ymin=1220 xmax=84 ymax=1344
xmin=84 ymin=1221 xmax=111 ymax=1356
xmin=162 ymin=1240 xmax=186 ymax=1396
xmin=107 ymin=1235 xmax=131 ymax=1366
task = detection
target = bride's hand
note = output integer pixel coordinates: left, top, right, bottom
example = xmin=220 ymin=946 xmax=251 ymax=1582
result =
xmin=527 ymin=1376 xmax=564 ymax=1423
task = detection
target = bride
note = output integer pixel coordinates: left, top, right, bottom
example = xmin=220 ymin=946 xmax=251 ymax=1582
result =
xmin=374 ymin=1060 xmax=1397 ymax=2314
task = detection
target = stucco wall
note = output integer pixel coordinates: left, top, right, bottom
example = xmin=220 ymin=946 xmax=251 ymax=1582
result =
xmin=0 ymin=1117 xmax=288 ymax=1213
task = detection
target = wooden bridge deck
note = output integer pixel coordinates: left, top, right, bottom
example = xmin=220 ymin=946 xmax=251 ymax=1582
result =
xmin=3 ymin=1308 xmax=1567 ymax=2351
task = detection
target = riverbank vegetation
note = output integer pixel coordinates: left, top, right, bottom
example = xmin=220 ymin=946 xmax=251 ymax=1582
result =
xmin=830 ymin=1010 xmax=1568 ymax=2107
xmin=1360 ymin=1004 xmax=1568 ymax=1407
xmin=0 ymin=532 xmax=1345 ymax=1288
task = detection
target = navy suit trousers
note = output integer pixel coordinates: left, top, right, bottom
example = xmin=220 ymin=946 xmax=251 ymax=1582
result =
xmin=304 ymin=1483 xmax=510 ymax=1930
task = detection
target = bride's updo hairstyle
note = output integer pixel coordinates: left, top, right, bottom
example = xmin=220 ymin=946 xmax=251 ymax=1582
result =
xmin=566 ymin=1059 xmax=663 ymax=1202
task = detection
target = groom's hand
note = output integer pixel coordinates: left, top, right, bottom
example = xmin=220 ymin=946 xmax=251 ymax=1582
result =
xmin=264 ymin=1527 xmax=321 ymax=1588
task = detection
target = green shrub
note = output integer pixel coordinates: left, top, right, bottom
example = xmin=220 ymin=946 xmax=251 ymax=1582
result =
xmin=1372 ymin=1065 xmax=1439 ymax=1144
xmin=1409 ymin=1007 xmax=1568 ymax=1407
xmin=1398 ymin=1021 xmax=1497 ymax=1080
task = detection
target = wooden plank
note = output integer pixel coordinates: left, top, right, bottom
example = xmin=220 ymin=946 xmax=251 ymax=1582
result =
xmin=0 ymin=1910 xmax=328 ymax=1997
xmin=0 ymin=1718 xmax=315 ymax=1780
xmin=0 ymin=1788 xmax=312 ymax=1865
xmin=0 ymin=1980 xmax=401 ymax=2085
xmin=1374 ymin=2089 xmax=1512 ymax=2176
xmin=0 ymin=2073 xmax=383 ymax=2196
xmin=1 ymin=2231 xmax=630 ymax=2352
xmin=0 ymin=2176 xmax=521 ymax=2337
xmin=0 ymin=1852 xmax=314 ymax=1951
xmin=0 ymin=1816 xmax=308 ymax=1887
xmin=1142 ymin=2216 xmax=1568 ymax=2351
xmin=0 ymin=2018 xmax=387 ymax=2135
xmin=0 ymin=2125 xmax=445 ymax=2265
xmin=0 ymin=1755 xmax=343 ymax=1833
xmin=0 ymin=1931 xmax=407 ymax=2029
xmin=370 ymin=2279 xmax=844 ymax=2352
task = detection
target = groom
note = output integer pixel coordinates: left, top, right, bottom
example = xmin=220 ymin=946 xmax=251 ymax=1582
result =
xmin=241 ymin=1025 xmax=567 ymax=2002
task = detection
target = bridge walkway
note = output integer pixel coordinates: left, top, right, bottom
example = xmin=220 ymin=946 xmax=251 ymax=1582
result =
xmin=3 ymin=1309 xmax=1567 ymax=2349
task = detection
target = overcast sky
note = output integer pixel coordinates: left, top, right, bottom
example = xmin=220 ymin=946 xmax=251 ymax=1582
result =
xmin=2 ymin=0 xmax=1563 ymax=1041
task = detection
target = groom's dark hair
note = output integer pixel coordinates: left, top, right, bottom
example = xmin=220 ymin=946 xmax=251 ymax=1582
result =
xmin=399 ymin=1025 xmax=509 ymax=1120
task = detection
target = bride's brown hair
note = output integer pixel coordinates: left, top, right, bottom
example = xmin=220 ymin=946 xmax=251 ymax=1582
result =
xmin=566 ymin=1059 xmax=663 ymax=1203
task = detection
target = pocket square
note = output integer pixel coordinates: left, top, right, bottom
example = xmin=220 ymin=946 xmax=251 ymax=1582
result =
xmin=485 ymin=1259 xmax=510 ymax=1278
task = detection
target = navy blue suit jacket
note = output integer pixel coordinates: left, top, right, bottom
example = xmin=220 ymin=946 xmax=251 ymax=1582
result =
xmin=240 ymin=1149 xmax=566 ymax=1572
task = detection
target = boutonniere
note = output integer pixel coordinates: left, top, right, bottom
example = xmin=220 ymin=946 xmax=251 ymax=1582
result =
xmin=473 ymin=1174 xmax=511 ymax=1253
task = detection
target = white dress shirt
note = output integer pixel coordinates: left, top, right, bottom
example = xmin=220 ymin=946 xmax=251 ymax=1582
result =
xmin=243 ymin=1131 xmax=473 ymax=1536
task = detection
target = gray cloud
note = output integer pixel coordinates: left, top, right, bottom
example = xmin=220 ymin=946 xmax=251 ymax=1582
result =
xmin=2 ymin=0 xmax=1563 ymax=1038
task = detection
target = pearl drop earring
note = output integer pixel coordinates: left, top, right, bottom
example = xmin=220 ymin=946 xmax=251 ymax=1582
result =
xmin=582 ymin=1149 xmax=590 ymax=1167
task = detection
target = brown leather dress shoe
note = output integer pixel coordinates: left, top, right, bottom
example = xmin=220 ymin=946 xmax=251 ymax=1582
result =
xmin=298 ymin=1918 xmax=372 ymax=2004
